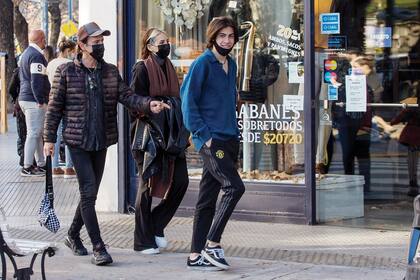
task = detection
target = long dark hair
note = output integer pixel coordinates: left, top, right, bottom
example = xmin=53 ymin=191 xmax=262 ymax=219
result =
xmin=206 ymin=16 xmax=239 ymax=49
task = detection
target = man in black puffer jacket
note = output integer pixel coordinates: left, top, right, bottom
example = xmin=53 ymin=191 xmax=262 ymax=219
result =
xmin=43 ymin=22 xmax=167 ymax=266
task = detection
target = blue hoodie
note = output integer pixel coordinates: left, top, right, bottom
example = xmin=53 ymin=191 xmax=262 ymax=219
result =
xmin=181 ymin=49 xmax=239 ymax=151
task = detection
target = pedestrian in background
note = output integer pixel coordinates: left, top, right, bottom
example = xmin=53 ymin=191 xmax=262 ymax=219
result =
xmin=130 ymin=27 xmax=188 ymax=255
xmin=391 ymin=97 xmax=420 ymax=197
xmin=43 ymin=45 xmax=56 ymax=63
xmin=46 ymin=37 xmax=77 ymax=179
xmin=181 ymin=16 xmax=245 ymax=271
xmin=44 ymin=22 xmax=164 ymax=266
xmin=18 ymin=30 xmax=50 ymax=177
xmin=7 ymin=57 xmax=27 ymax=167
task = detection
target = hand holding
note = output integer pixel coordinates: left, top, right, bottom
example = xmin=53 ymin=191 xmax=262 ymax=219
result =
xmin=44 ymin=142 xmax=55 ymax=157
xmin=150 ymin=101 xmax=171 ymax=114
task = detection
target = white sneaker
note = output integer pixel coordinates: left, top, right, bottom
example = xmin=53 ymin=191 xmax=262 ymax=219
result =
xmin=155 ymin=236 xmax=168 ymax=249
xmin=139 ymin=248 xmax=160 ymax=255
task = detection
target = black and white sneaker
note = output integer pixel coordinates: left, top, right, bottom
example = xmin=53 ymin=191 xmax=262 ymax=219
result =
xmin=201 ymin=245 xmax=230 ymax=270
xmin=37 ymin=165 xmax=47 ymax=173
xmin=187 ymin=255 xmax=222 ymax=271
xmin=64 ymin=235 xmax=88 ymax=256
xmin=20 ymin=166 xmax=44 ymax=177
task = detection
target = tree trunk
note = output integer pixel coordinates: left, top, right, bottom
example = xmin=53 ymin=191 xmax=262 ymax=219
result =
xmin=48 ymin=1 xmax=61 ymax=49
xmin=14 ymin=4 xmax=28 ymax=52
xmin=0 ymin=0 xmax=16 ymax=86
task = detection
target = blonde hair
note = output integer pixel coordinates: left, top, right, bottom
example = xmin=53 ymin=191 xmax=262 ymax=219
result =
xmin=353 ymin=56 xmax=375 ymax=70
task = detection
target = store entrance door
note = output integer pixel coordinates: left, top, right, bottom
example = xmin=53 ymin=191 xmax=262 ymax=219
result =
xmin=315 ymin=0 xmax=420 ymax=230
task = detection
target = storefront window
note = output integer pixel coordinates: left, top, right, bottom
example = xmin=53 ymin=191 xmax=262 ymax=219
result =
xmin=134 ymin=0 xmax=306 ymax=184
xmin=314 ymin=0 xmax=420 ymax=227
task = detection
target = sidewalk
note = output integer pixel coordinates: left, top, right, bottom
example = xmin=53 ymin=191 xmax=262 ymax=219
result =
xmin=0 ymin=115 xmax=409 ymax=279
xmin=14 ymin=248 xmax=404 ymax=280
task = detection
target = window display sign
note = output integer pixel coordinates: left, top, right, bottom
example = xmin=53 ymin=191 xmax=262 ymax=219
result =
xmin=283 ymin=95 xmax=304 ymax=111
xmin=320 ymin=109 xmax=332 ymax=126
xmin=324 ymin=72 xmax=337 ymax=83
xmin=237 ymin=104 xmax=303 ymax=145
xmin=345 ymin=75 xmax=367 ymax=112
xmin=365 ymin=26 xmax=392 ymax=48
xmin=327 ymin=36 xmax=347 ymax=51
xmin=327 ymin=85 xmax=338 ymax=100
xmin=288 ymin=62 xmax=304 ymax=84
xmin=324 ymin=59 xmax=338 ymax=83
xmin=320 ymin=13 xmax=340 ymax=34
xmin=268 ymin=25 xmax=303 ymax=57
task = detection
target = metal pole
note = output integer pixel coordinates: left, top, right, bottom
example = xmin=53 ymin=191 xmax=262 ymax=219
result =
xmin=304 ymin=0 xmax=316 ymax=225
xmin=242 ymin=105 xmax=251 ymax=172
xmin=42 ymin=0 xmax=49 ymax=43
xmin=0 ymin=55 xmax=7 ymax=134
xmin=336 ymin=102 xmax=419 ymax=108
xmin=68 ymin=0 xmax=73 ymax=21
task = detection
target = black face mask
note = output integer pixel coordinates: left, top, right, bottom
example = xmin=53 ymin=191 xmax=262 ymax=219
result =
xmin=214 ymin=42 xmax=232 ymax=57
xmin=156 ymin=44 xmax=171 ymax=59
xmin=90 ymin=44 xmax=105 ymax=61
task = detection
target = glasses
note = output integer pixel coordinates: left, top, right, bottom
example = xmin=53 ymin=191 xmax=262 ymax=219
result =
xmin=87 ymin=75 xmax=98 ymax=91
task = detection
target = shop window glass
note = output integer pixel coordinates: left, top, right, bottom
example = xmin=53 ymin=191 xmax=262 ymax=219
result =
xmin=314 ymin=0 xmax=420 ymax=227
xmin=134 ymin=0 xmax=306 ymax=183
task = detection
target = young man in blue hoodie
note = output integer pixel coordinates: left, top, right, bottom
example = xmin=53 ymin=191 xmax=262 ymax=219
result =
xmin=181 ymin=17 xmax=245 ymax=271
xmin=18 ymin=30 xmax=50 ymax=176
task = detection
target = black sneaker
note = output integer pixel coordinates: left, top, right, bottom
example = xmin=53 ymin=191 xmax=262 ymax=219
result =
xmin=64 ymin=235 xmax=88 ymax=256
xmin=92 ymin=243 xmax=113 ymax=266
xmin=20 ymin=166 xmax=44 ymax=177
xmin=202 ymin=245 xmax=230 ymax=270
xmin=187 ymin=255 xmax=222 ymax=271
xmin=37 ymin=165 xmax=47 ymax=173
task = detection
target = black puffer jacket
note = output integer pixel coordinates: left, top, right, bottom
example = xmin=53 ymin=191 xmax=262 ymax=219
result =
xmin=44 ymin=57 xmax=151 ymax=147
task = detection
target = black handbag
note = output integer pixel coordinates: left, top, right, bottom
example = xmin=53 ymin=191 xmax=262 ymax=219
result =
xmin=38 ymin=155 xmax=60 ymax=233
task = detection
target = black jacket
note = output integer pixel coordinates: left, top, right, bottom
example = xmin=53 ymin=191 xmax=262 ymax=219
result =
xmin=8 ymin=67 xmax=20 ymax=103
xmin=132 ymin=96 xmax=189 ymax=181
xmin=44 ymin=57 xmax=151 ymax=147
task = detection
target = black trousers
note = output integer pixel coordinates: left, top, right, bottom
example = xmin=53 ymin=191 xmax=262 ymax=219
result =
xmin=337 ymin=116 xmax=371 ymax=191
xmin=68 ymin=147 xmax=107 ymax=247
xmin=16 ymin=110 xmax=27 ymax=166
xmin=408 ymin=147 xmax=419 ymax=186
xmin=191 ymin=139 xmax=245 ymax=253
xmin=134 ymin=156 xmax=189 ymax=250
